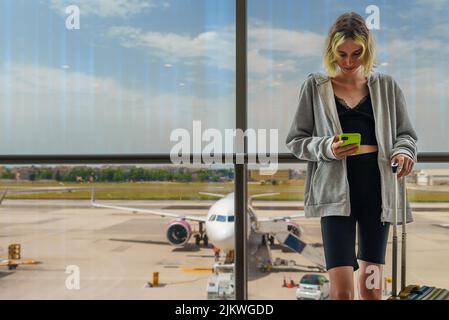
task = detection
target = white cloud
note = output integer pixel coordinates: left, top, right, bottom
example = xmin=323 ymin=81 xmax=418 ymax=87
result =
xmin=50 ymin=0 xmax=162 ymax=17
xmin=378 ymin=37 xmax=449 ymax=66
xmin=107 ymin=23 xmax=325 ymax=75
xmin=432 ymin=22 xmax=449 ymax=35
xmin=107 ymin=26 xmax=235 ymax=70
xmin=387 ymin=38 xmax=446 ymax=53
xmin=246 ymin=26 xmax=324 ymax=75
xmin=248 ymin=26 xmax=325 ymax=58
xmin=0 ymin=64 xmax=234 ymax=154
xmin=415 ymin=0 xmax=448 ymax=10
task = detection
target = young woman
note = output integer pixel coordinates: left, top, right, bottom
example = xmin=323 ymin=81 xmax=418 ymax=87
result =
xmin=286 ymin=12 xmax=418 ymax=300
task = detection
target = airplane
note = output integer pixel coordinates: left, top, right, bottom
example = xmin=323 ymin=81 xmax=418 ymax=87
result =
xmin=90 ymin=190 xmax=326 ymax=271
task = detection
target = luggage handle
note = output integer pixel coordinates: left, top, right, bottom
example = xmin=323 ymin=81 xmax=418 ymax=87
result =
xmin=391 ymin=162 xmax=407 ymax=298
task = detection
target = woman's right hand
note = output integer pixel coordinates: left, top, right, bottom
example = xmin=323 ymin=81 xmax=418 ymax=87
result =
xmin=331 ymin=135 xmax=359 ymax=160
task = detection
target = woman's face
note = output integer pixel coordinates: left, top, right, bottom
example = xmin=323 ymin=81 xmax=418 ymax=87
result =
xmin=335 ymin=38 xmax=363 ymax=74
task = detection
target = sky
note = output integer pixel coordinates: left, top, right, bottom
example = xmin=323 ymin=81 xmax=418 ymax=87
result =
xmin=0 ymin=0 xmax=448 ymax=167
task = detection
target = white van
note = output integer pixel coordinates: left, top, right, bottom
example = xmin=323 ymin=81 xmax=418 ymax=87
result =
xmin=296 ymin=274 xmax=330 ymax=300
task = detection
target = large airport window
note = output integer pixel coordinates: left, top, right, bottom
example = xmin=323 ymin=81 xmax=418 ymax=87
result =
xmin=1 ymin=0 xmax=449 ymax=302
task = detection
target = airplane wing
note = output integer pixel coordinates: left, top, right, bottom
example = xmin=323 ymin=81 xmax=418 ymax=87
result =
xmin=91 ymin=190 xmax=207 ymax=223
xmin=249 ymin=193 xmax=280 ymax=199
xmin=198 ymin=192 xmax=226 ymax=198
xmin=256 ymin=213 xmax=305 ymax=222
xmin=248 ymin=202 xmax=305 ymax=222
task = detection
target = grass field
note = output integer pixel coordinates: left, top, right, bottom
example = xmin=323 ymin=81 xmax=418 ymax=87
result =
xmin=1 ymin=180 xmax=448 ymax=202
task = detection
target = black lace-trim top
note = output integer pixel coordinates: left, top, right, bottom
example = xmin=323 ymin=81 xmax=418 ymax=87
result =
xmin=334 ymin=94 xmax=378 ymax=145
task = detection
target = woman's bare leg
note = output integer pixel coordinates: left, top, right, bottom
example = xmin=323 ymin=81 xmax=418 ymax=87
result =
xmin=358 ymin=260 xmax=383 ymax=300
xmin=328 ymin=266 xmax=354 ymax=300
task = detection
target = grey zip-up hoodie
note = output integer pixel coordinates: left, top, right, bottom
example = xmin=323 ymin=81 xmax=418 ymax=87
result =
xmin=286 ymin=72 xmax=418 ymax=224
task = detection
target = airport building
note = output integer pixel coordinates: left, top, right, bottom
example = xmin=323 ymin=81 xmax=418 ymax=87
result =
xmin=416 ymin=169 xmax=449 ymax=186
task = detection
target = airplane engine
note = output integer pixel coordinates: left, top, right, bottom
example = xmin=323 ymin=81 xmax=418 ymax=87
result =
xmin=166 ymin=219 xmax=192 ymax=246
xmin=286 ymin=220 xmax=303 ymax=238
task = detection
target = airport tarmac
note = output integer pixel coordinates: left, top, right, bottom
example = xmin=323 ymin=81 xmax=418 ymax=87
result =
xmin=0 ymin=199 xmax=448 ymax=300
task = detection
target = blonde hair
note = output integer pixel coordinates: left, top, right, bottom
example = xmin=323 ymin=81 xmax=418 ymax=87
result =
xmin=323 ymin=12 xmax=376 ymax=77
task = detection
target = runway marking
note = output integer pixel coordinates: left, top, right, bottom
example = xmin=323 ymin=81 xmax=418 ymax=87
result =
xmin=181 ymin=267 xmax=214 ymax=273
xmin=111 ymin=245 xmax=131 ymax=252
xmin=162 ymin=265 xmax=214 ymax=273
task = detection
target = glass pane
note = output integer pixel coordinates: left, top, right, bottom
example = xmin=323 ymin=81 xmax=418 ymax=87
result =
xmin=247 ymin=1 xmax=449 ymax=299
xmin=246 ymin=162 xmax=449 ymax=300
xmin=248 ymin=0 xmax=449 ymax=160
xmin=0 ymin=0 xmax=235 ymax=154
xmin=0 ymin=163 xmax=235 ymax=299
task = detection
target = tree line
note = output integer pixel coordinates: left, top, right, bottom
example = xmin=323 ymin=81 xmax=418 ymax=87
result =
xmin=0 ymin=167 xmax=234 ymax=183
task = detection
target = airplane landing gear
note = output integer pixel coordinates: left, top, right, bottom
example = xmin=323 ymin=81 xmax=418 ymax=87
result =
xmin=195 ymin=222 xmax=208 ymax=246
xmin=195 ymin=234 xmax=201 ymax=246
xmin=261 ymin=234 xmax=275 ymax=246
xmin=194 ymin=233 xmax=209 ymax=246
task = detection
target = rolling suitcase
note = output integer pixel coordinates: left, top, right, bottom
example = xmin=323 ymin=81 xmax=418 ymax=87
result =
xmin=388 ymin=162 xmax=449 ymax=300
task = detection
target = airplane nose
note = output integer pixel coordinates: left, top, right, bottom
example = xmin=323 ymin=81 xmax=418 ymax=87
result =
xmin=209 ymin=228 xmax=234 ymax=250
xmin=211 ymin=230 xmax=232 ymax=242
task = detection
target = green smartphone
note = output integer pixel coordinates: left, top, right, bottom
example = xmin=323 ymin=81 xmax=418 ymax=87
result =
xmin=339 ymin=133 xmax=361 ymax=147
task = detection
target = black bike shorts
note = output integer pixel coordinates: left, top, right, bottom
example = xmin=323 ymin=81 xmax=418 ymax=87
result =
xmin=320 ymin=151 xmax=390 ymax=272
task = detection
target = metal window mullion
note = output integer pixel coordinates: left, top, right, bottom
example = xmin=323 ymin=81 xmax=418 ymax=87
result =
xmin=235 ymin=0 xmax=248 ymax=300
xmin=0 ymin=153 xmax=448 ymax=164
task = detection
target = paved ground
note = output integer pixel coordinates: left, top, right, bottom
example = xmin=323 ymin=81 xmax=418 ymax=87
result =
xmin=0 ymin=199 xmax=448 ymax=300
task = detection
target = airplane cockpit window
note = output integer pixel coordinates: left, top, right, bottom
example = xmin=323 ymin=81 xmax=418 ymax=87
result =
xmin=216 ymin=215 xmax=226 ymax=222
xmin=228 ymin=216 xmax=235 ymax=222
xmin=209 ymin=215 xmax=216 ymax=221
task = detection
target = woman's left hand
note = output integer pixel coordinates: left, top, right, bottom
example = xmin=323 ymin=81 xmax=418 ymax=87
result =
xmin=391 ymin=154 xmax=415 ymax=179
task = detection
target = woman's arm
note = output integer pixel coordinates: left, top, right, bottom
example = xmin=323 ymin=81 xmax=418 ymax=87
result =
xmin=286 ymin=76 xmax=337 ymax=162
xmin=390 ymin=80 xmax=419 ymax=163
